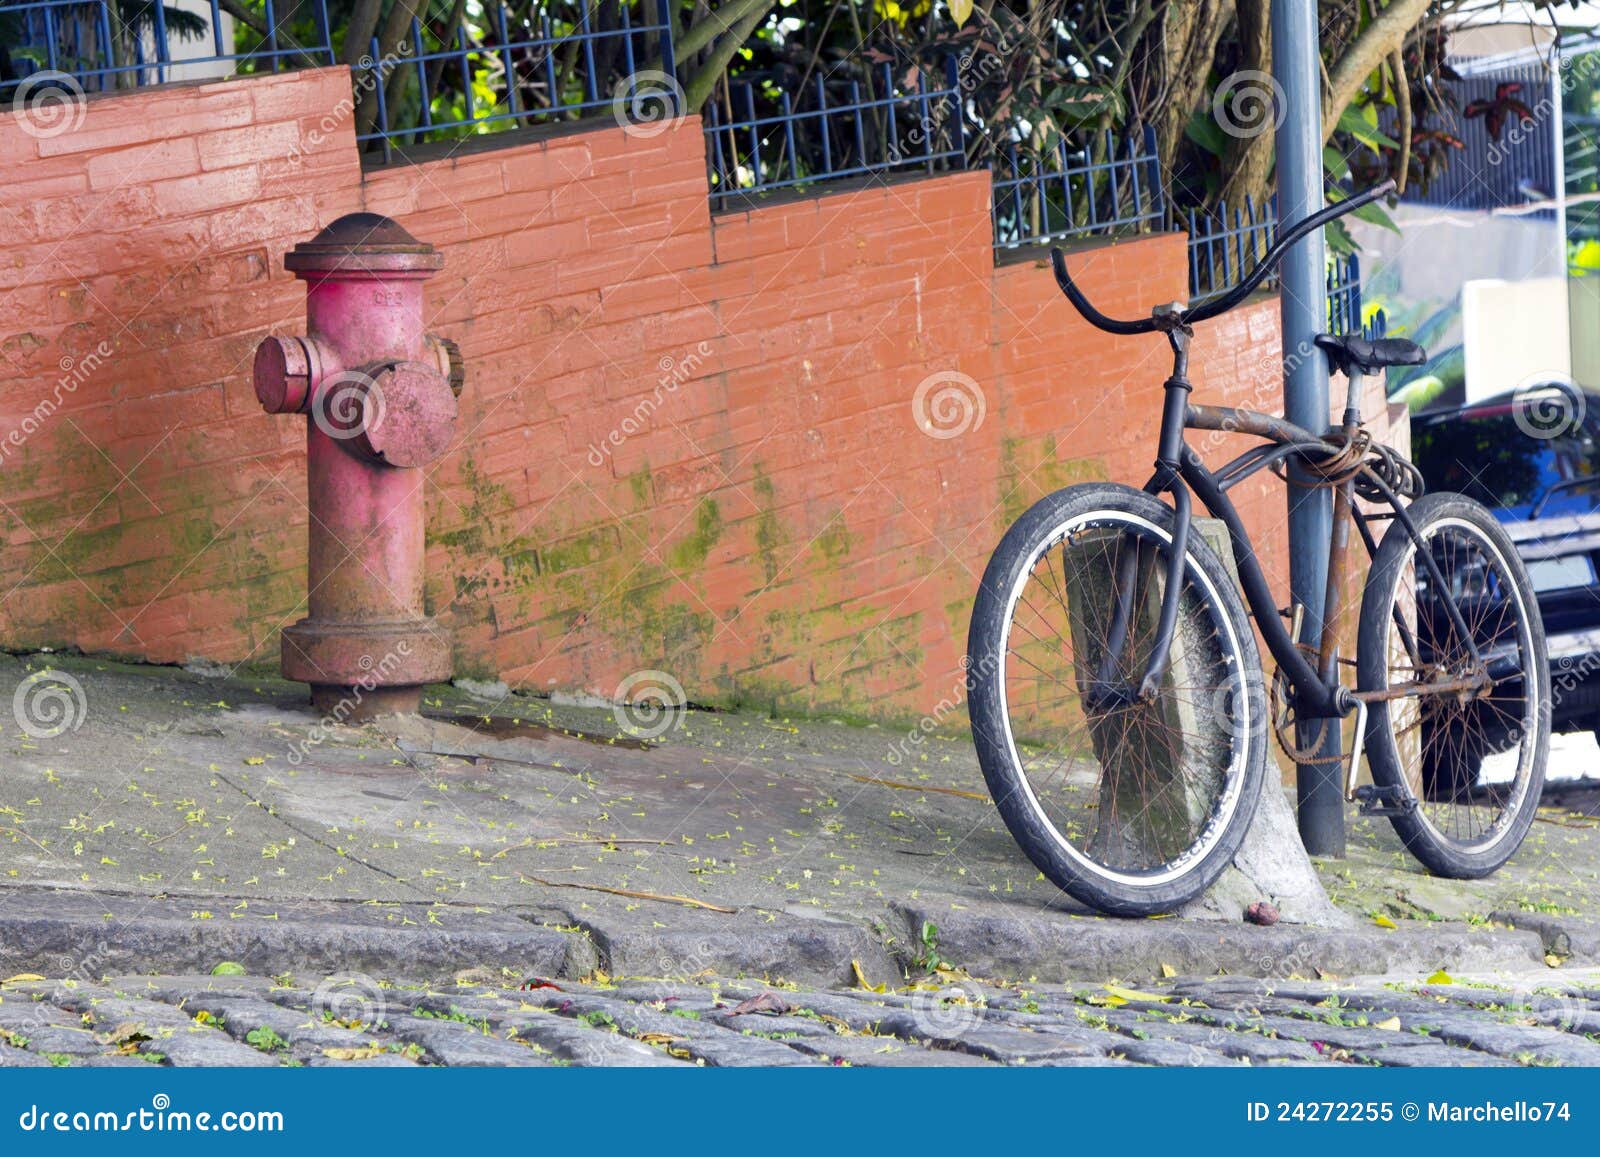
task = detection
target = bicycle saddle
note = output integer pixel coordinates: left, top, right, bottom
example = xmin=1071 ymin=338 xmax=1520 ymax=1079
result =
xmin=1314 ymin=333 xmax=1426 ymax=377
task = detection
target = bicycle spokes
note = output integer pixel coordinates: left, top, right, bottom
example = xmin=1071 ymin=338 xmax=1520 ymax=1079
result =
xmin=1004 ymin=517 xmax=1247 ymax=876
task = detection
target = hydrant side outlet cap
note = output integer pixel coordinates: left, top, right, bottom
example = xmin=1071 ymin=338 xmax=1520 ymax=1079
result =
xmin=284 ymin=212 xmax=444 ymax=275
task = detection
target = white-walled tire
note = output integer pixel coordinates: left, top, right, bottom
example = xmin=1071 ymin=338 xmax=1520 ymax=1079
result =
xmin=966 ymin=483 xmax=1266 ymax=916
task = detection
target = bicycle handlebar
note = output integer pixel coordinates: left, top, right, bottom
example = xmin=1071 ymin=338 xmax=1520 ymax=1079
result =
xmin=1051 ymin=180 xmax=1396 ymax=335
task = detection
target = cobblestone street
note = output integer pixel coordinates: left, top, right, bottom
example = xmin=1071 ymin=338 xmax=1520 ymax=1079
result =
xmin=4 ymin=970 xmax=1600 ymax=1068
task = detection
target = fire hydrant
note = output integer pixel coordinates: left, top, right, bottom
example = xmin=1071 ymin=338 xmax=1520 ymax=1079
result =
xmin=253 ymin=213 xmax=464 ymax=719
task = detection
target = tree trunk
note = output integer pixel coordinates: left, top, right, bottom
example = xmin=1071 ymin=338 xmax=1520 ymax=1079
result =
xmin=1153 ymin=0 xmax=1236 ymax=184
xmin=1215 ymin=0 xmax=1274 ymax=211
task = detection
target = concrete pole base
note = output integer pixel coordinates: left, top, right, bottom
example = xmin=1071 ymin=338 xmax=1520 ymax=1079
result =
xmin=1181 ymin=518 xmax=1352 ymax=928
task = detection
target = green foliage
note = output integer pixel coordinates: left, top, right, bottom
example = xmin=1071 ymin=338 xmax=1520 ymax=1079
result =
xmin=245 ymin=1025 xmax=288 ymax=1052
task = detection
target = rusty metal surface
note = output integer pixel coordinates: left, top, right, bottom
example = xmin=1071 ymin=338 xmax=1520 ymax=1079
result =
xmin=255 ymin=213 xmax=461 ymax=716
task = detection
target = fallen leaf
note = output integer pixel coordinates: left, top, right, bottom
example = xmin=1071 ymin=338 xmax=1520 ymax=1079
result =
xmin=1102 ymin=984 xmax=1170 ymax=1004
xmin=1160 ymin=963 xmax=1177 ymax=979
xmin=1373 ymin=1016 xmax=1402 ymax=1032
xmin=1372 ymin=914 xmax=1398 ymax=930
xmin=726 ymin=992 xmax=794 ymax=1017
xmin=851 ymin=959 xmax=886 ymax=993
xmin=1545 ymin=953 xmax=1564 ymax=968
xmin=95 ymin=1022 xmax=151 ymax=1047
xmin=322 ymin=1046 xmax=385 ymax=1061
xmin=3 ymin=974 xmax=45 ymax=984
xmin=1425 ymin=969 xmax=1454 ymax=986
xmin=210 ymin=962 xmax=246 ymax=976
xmin=635 ymin=1032 xmax=680 ymax=1045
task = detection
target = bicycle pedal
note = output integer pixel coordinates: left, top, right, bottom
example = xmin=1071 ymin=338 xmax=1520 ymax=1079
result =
xmin=1353 ymin=783 xmax=1418 ymax=818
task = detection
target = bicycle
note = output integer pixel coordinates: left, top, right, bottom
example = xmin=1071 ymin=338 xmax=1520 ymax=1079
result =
xmin=966 ymin=181 xmax=1550 ymax=916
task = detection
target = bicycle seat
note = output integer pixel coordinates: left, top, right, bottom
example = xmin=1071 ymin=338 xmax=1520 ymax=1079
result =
xmin=1314 ymin=333 xmax=1426 ymax=377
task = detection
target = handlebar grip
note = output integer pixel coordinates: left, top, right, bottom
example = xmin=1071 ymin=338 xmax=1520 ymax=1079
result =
xmin=1050 ymin=248 xmax=1158 ymax=336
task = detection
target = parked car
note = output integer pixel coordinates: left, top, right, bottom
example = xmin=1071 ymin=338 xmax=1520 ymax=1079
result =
xmin=1409 ymin=380 xmax=1600 ymax=736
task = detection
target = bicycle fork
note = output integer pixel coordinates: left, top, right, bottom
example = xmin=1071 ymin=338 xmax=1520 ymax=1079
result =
xmin=1089 ymin=322 xmax=1194 ymax=708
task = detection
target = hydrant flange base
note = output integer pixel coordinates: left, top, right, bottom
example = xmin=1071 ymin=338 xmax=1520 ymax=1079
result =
xmin=281 ymin=619 xmax=451 ymax=701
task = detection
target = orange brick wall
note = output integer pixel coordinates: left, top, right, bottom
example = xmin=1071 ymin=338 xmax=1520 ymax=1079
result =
xmin=1 ymin=66 xmax=1311 ymax=721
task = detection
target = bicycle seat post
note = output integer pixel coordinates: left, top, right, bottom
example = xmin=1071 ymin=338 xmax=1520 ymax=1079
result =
xmin=1341 ymin=367 xmax=1364 ymax=433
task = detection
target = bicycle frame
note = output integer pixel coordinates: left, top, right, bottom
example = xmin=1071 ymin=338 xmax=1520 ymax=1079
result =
xmin=1101 ymin=324 xmax=1487 ymax=749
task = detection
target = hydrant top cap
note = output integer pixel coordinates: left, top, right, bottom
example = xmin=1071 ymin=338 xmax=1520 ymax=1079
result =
xmin=284 ymin=212 xmax=444 ymax=276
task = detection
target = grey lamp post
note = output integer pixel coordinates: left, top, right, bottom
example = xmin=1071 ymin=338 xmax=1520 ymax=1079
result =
xmin=1272 ymin=0 xmax=1344 ymax=855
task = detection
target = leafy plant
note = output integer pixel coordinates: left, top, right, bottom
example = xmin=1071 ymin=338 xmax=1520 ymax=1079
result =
xmin=245 ymin=1025 xmax=287 ymax=1053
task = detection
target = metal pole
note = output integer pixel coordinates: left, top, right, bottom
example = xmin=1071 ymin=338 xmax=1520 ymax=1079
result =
xmin=1272 ymin=0 xmax=1344 ymax=855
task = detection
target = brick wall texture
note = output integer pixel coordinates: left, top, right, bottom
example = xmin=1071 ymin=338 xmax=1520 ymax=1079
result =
xmin=0 ymin=66 xmax=1383 ymax=722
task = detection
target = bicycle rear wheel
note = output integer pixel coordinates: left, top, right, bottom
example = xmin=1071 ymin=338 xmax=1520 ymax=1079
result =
xmin=966 ymin=483 xmax=1266 ymax=915
xmin=1357 ymin=492 xmax=1549 ymax=877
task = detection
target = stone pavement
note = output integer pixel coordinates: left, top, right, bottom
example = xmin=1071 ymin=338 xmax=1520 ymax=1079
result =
xmin=4 ymin=968 xmax=1600 ymax=1068
xmin=3 ymin=652 xmax=1600 ymax=994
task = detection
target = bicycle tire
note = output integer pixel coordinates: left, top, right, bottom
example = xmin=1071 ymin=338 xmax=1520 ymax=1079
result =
xmin=966 ymin=482 xmax=1267 ymax=915
xmin=1357 ymin=491 xmax=1549 ymax=878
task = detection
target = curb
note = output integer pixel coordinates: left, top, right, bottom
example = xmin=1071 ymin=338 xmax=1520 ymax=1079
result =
xmin=892 ymin=898 xmax=1549 ymax=983
xmin=0 ymin=890 xmax=586 ymax=982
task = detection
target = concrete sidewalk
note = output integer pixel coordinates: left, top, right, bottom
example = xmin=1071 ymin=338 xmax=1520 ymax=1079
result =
xmin=3 ymin=651 xmax=1598 ymax=987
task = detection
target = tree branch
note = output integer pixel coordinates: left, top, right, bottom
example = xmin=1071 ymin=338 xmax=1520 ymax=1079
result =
xmin=674 ymin=0 xmax=774 ymax=65
xmin=682 ymin=0 xmax=773 ymax=111
xmin=1323 ymin=0 xmax=1433 ymax=143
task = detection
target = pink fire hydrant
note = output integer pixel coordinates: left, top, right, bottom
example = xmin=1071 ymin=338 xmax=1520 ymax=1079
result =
xmin=253 ymin=213 xmax=464 ymax=719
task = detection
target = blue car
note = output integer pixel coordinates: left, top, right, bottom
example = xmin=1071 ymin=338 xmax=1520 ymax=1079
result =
xmin=1410 ymin=381 xmax=1600 ymax=735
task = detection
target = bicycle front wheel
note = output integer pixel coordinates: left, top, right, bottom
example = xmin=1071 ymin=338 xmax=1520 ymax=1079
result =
xmin=1358 ymin=492 xmax=1549 ymax=878
xmin=966 ymin=483 xmax=1267 ymax=916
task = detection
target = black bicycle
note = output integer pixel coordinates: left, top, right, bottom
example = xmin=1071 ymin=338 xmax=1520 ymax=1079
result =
xmin=966 ymin=181 xmax=1550 ymax=916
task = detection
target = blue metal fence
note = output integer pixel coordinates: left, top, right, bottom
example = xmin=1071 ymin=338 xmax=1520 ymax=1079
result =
xmin=1186 ymin=196 xmax=1277 ymax=303
xmin=0 ymin=0 xmax=675 ymax=151
xmin=0 ymin=0 xmax=334 ymax=91
xmin=355 ymin=0 xmax=677 ymax=157
xmin=703 ymin=60 xmax=965 ymax=210
xmin=991 ymin=126 xmax=1163 ymax=252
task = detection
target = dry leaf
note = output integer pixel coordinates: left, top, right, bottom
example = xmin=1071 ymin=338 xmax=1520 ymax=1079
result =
xmin=1103 ymin=984 xmax=1170 ymax=1004
xmin=1160 ymin=963 xmax=1177 ymax=979
xmin=3 ymin=974 xmax=45 ymax=984
xmin=322 ymin=1046 xmax=385 ymax=1061
xmin=1373 ymin=1016 xmax=1402 ymax=1032
xmin=95 ymin=1022 xmax=151 ymax=1047
xmin=851 ymin=959 xmax=886 ymax=993
xmin=727 ymin=992 xmax=794 ymax=1017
